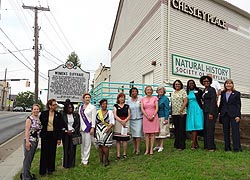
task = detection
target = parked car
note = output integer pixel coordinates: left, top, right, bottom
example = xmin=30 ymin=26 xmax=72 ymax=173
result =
xmin=25 ymin=107 xmax=32 ymax=112
xmin=12 ymin=106 xmax=24 ymax=112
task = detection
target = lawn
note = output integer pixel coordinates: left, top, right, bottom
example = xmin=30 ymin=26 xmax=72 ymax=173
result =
xmin=15 ymin=138 xmax=250 ymax=180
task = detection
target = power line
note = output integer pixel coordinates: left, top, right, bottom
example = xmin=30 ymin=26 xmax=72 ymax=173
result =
xmin=43 ymin=48 xmax=65 ymax=63
xmin=41 ymin=54 xmax=60 ymax=66
xmin=0 ymin=48 xmax=32 ymax=54
xmin=0 ymin=27 xmax=34 ymax=68
xmin=40 ymin=29 xmax=67 ymax=59
xmin=43 ymin=12 xmax=71 ymax=53
xmin=49 ymin=11 xmax=74 ymax=51
xmin=0 ymin=41 xmax=48 ymax=80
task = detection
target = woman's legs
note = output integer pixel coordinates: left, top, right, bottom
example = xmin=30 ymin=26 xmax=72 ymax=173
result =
xmin=98 ymin=146 xmax=104 ymax=163
xmin=150 ymin=133 xmax=155 ymax=155
xmin=136 ymin=138 xmax=141 ymax=153
xmin=116 ymin=140 xmax=121 ymax=157
xmin=103 ymin=146 xmax=110 ymax=166
xmin=123 ymin=141 xmax=128 ymax=156
xmin=144 ymin=133 xmax=149 ymax=154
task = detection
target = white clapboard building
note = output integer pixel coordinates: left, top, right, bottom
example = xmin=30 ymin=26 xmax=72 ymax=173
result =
xmin=109 ymin=0 xmax=250 ymax=113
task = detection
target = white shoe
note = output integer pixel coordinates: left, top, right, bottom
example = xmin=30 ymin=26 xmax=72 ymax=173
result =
xmin=153 ymin=146 xmax=159 ymax=151
xmin=158 ymin=147 xmax=164 ymax=152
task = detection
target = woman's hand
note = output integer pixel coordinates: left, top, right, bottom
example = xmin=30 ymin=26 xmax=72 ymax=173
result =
xmin=208 ymin=114 xmax=214 ymax=120
xmin=90 ymin=127 xmax=95 ymax=135
xmin=57 ymin=140 xmax=61 ymax=145
xmin=235 ymin=117 xmax=240 ymax=123
xmin=26 ymin=141 xmax=31 ymax=151
xmin=67 ymin=130 xmax=73 ymax=135
xmin=163 ymin=120 xmax=169 ymax=125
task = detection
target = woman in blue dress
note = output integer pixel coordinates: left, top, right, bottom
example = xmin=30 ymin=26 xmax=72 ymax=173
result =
xmin=186 ymin=80 xmax=204 ymax=149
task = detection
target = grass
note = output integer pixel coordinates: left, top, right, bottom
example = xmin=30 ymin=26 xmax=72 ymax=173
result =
xmin=14 ymin=138 xmax=250 ymax=180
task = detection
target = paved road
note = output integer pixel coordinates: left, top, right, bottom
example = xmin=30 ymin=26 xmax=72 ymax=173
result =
xmin=0 ymin=111 xmax=30 ymax=145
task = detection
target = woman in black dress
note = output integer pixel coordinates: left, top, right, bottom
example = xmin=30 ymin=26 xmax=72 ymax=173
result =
xmin=113 ymin=93 xmax=131 ymax=160
xmin=62 ymin=101 xmax=80 ymax=168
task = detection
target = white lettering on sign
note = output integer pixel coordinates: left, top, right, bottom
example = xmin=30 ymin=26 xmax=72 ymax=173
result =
xmin=172 ymin=54 xmax=231 ymax=82
xmin=171 ymin=0 xmax=226 ymax=29
xmin=48 ymin=62 xmax=90 ymax=103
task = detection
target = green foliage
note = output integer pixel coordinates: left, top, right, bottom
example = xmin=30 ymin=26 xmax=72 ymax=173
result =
xmin=15 ymin=91 xmax=45 ymax=110
xmin=15 ymin=91 xmax=35 ymax=108
xmin=67 ymin=51 xmax=81 ymax=68
xmin=14 ymin=139 xmax=250 ymax=180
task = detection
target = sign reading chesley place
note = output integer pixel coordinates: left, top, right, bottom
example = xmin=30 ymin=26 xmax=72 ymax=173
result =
xmin=172 ymin=54 xmax=231 ymax=82
xmin=171 ymin=0 xmax=226 ymax=29
xmin=48 ymin=61 xmax=90 ymax=103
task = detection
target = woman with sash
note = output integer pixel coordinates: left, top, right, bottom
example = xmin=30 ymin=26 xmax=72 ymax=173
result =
xmin=78 ymin=93 xmax=96 ymax=165
xmin=95 ymin=99 xmax=115 ymax=166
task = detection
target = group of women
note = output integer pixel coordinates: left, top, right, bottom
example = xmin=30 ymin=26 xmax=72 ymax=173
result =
xmin=171 ymin=76 xmax=242 ymax=153
xmin=21 ymin=76 xmax=242 ymax=179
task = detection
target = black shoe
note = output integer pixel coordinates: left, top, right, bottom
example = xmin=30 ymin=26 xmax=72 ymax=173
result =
xmin=104 ymin=160 xmax=110 ymax=167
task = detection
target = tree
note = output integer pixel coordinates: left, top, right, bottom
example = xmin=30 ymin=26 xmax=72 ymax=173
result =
xmin=15 ymin=91 xmax=45 ymax=110
xmin=66 ymin=51 xmax=81 ymax=68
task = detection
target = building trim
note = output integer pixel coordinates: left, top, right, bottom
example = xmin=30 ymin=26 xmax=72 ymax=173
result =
xmin=111 ymin=0 xmax=162 ymax=61
xmin=109 ymin=0 xmax=250 ymax=52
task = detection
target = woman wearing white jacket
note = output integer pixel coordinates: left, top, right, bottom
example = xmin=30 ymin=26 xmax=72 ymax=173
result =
xmin=79 ymin=93 xmax=96 ymax=165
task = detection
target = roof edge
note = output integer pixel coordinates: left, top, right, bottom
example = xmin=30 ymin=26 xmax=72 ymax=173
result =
xmin=108 ymin=0 xmax=124 ymax=51
xmin=212 ymin=0 xmax=250 ymax=20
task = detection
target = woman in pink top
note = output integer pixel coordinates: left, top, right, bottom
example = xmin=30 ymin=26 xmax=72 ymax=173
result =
xmin=141 ymin=85 xmax=159 ymax=155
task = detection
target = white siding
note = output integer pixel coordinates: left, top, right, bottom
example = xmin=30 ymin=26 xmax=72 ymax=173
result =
xmin=168 ymin=0 xmax=250 ymax=95
xmin=111 ymin=1 xmax=162 ymax=84
xmin=111 ymin=0 xmax=158 ymax=56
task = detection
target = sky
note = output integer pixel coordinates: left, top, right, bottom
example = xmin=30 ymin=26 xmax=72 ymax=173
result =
xmin=0 ymin=0 xmax=250 ymax=104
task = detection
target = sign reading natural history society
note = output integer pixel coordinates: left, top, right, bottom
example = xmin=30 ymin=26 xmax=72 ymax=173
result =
xmin=48 ymin=61 xmax=90 ymax=103
xmin=172 ymin=54 xmax=231 ymax=82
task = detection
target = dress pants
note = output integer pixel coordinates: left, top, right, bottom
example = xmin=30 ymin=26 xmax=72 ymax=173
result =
xmin=222 ymin=114 xmax=242 ymax=151
xmin=204 ymin=113 xmax=216 ymax=150
xmin=39 ymin=132 xmax=58 ymax=175
xmin=22 ymin=140 xmax=38 ymax=180
xmin=172 ymin=115 xmax=186 ymax=149
xmin=80 ymin=131 xmax=92 ymax=164
xmin=62 ymin=134 xmax=76 ymax=168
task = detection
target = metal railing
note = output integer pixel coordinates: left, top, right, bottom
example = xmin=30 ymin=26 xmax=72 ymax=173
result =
xmin=91 ymin=82 xmax=173 ymax=110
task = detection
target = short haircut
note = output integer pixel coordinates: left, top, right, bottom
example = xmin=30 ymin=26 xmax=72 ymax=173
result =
xmin=173 ymin=80 xmax=183 ymax=90
xmin=63 ymin=102 xmax=74 ymax=113
xmin=46 ymin=98 xmax=56 ymax=109
xmin=144 ymin=85 xmax=153 ymax=94
xmin=223 ymin=79 xmax=235 ymax=91
xmin=156 ymin=86 xmax=166 ymax=94
xmin=116 ymin=92 xmax=126 ymax=104
xmin=32 ymin=104 xmax=40 ymax=110
xmin=129 ymin=87 xmax=139 ymax=97
xmin=83 ymin=92 xmax=91 ymax=98
xmin=99 ymin=99 xmax=108 ymax=106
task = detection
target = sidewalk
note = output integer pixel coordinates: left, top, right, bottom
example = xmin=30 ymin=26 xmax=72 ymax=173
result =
xmin=0 ymin=145 xmax=23 ymax=180
xmin=0 ymin=132 xmax=24 ymax=180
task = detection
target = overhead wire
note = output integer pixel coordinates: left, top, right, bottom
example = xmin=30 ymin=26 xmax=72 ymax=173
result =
xmin=43 ymin=48 xmax=65 ymax=64
xmin=42 ymin=12 xmax=71 ymax=53
xmin=0 ymin=48 xmax=32 ymax=54
xmin=49 ymin=11 xmax=74 ymax=51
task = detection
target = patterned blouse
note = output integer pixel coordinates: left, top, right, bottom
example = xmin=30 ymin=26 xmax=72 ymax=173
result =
xmin=171 ymin=89 xmax=187 ymax=115
xmin=27 ymin=115 xmax=42 ymax=142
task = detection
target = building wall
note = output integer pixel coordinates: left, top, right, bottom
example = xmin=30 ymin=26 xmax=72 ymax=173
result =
xmin=111 ymin=0 xmax=163 ymax=84
xmin=169 ymin=0 xmax=250 ymax=94
xmin=110 ymin=0 xmax=250 ymax=113
xmin=93 ymin=63 xmax=110 ymax=88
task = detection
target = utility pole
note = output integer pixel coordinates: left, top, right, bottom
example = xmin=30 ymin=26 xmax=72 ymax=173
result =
xmin=22 ymin=5 xmax=50 ymax=103
xmin=1 ymin=68 xmax=7 ymax=110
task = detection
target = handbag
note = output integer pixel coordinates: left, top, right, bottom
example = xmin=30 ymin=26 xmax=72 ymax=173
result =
xmin=72 ymin=134 xmax=82 ymax=145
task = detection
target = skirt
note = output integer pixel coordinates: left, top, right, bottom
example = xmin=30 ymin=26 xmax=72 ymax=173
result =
xmin=155 ymin=117 xmax=170 ymax=139
xmin=130 ymin=118 xmax=143 ymax=138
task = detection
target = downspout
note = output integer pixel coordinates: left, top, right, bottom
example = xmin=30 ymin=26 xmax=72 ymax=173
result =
xmin=167 ymin=0 xmax=171 ymax=84
xmin=160 ymin=1 xmax=165 ymax=85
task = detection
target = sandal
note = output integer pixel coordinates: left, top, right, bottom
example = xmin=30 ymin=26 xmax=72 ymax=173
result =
xmin=123 ymin=155 xmax=128 ymax=159
xmin=115 ymin=156 xmax=121 ymax=161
